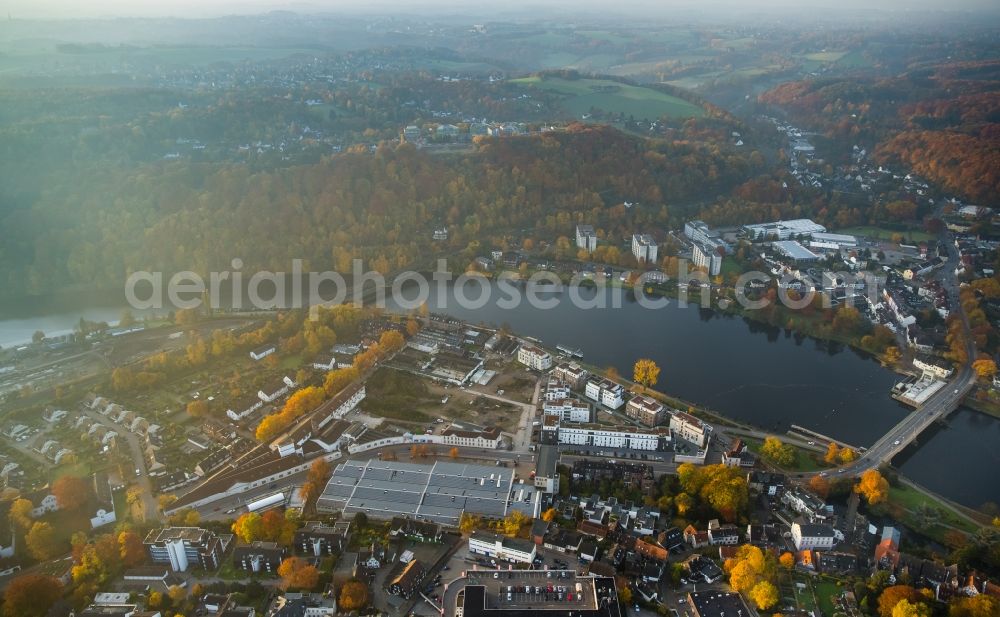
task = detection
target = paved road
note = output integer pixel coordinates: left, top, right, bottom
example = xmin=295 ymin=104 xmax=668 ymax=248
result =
xmin=79 ymin=406 xmax=159 ymax=521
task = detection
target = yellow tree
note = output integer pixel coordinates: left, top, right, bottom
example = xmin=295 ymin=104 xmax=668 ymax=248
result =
xmin=824 ymin=442 xmax=840 ymax=464
xmin=892 ymin=599 xmax=931 ymax=617
xmin=884 ymin=347 xmax=902 ymax=364
xmin=9 ymin=498 xmax=33 ymax=531
xmin=541 ymin=508 xmax=558 ymax=522
xmin=232 ymin=512 xmax=264 ymax=543
xmin=633 ymin=359 xmax=661 ymax=389
xmin=972 ymin=358 xmax=997 ymax=380
xmin=839 ymin=448 xmax=857 ymax=463
xmin=856 ymin=469 xmax=890 ymax=505
xmin=26 ymin=522 xmax=62 ymax=560
xmin=750 ymin=581 xmax=779 ymax=610
xmin=760 ymin=437 xmax=795 ymax=466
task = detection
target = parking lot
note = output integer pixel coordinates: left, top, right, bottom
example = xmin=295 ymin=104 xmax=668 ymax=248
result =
xmin=462 ymin=569 xmax=597 ymax=610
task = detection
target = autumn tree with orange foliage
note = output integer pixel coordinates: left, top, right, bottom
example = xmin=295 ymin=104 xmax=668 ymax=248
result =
xmin=855 ymin=469 xmax=890 ymax=505
xmin=278 ymin=557 xmax=320 ymax=590
xmin=1 ymin=574 xmax=62 ymax=617
xmin=52 ymin=475 xmax=91 ymax=509
xmin=300 ymin=458 xmax=333 ymax=507
xmin=808 ymin=475 xmax=831 ymax=499
xmin=256 ymin=386 xmax=327 ymax=441
xmin=877 ymin=585 xmax=926 ymax=617
xmin=779 ymin=552 xmax=795 ymax=570
xmin=339 ymin=580 xmax=369 ymax=611
xmin=323 ymin=366 xmax=360 ymax=396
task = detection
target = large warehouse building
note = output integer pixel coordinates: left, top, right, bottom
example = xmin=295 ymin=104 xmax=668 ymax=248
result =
xmin=316 ymin=459 xmax=541 ymax=527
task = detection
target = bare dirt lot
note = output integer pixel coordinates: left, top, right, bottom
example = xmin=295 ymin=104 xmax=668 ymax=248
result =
xmin=365 ymin=367 xmax=522 ymax=432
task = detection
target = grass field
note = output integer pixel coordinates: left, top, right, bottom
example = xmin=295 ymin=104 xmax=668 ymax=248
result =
xmin=576 ymin=30 xmax=633 ymax=45
xmin=837 ymin=226 xmax=933 ymax=243
xmin=888 ymin=483 xmax=979 ymax=534
xmin=802 ymin=51 xmax=849 ymax=63
xmin=510 ymin=75 xmax=705 ymax=119
xmin=744 ymin=437 xmax=826 ymax=472
xmin=814 ymin=580 xmax=841 ymax=616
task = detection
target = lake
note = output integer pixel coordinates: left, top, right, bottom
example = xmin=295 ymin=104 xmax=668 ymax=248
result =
xmin=3 ymin=281 xmax=998 ymax=509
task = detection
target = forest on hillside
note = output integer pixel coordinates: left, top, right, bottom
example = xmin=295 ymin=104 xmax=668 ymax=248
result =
xmin=0 ymin=124 xmax=764 ymax=297
xmin=760 ymin=60 xmax=1000 ymax=205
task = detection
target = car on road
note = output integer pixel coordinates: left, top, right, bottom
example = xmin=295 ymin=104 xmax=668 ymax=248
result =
xmin=807 ymin=441 xmax=815 ymax=445
xmin=893 ymin=440 xmax=901 ymax=445
xmin=135 ymin=467 xmax=142 ymax=476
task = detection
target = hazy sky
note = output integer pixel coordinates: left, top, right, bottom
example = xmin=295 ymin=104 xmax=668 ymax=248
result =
xmin=6 ymin=0 xmax=1000 ymax=19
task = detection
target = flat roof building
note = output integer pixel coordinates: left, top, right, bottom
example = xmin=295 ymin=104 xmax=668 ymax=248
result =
xmin=687 ymin=591 xmax=753 ymax=617
xmin=449 ymin=573 xmax=621 ymax=617
xmin=317 ymin=459 xmax=540 ymax=527
xmin=772 ymin=240 xmax=821 ymax=262
xmin=743 ymin=218 xmax=826 ymax=241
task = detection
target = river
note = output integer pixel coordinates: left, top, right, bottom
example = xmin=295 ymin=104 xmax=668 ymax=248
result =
xmin=2 ymin=282 xmax=998 ymax=510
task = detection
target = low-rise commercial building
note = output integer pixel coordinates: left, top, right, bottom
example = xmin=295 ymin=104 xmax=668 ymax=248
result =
xmin=317 ymin=460 xmax=540 ymax=526
xmin=441 ymin=426 xmax=503 ymax=449
xmin=469 ymin=531 xmax=537 ymax=563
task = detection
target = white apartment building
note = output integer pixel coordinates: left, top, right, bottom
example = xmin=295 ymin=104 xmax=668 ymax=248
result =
xmin=692 ymin=241 xmax=722 ymax=276
xmin=517 ymin=345 xmax=553 ymax=371
xmin=576 ymin=225 xmax=598 ymax=252
xmin=625 ymin=394 xmax=667 ymax=427
xmin=469 ymin=531 xmax=537 ymax=564
xmin=544 ymin=379 xmax=572 ymax=401
xmin=543 ymin=398 xmax=592 ymax=423
xmin=584 ymin=378 xmax=625 ymax=410
xmin=632 ymin=234 xmax=658 ymax=263
xmin=556 ymin=424 xmax=664 ymax=451
xmin=669 ymin=411 xmax=712 ymax=448
xmin=791 ymin=522 xmax=840 ymax=551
